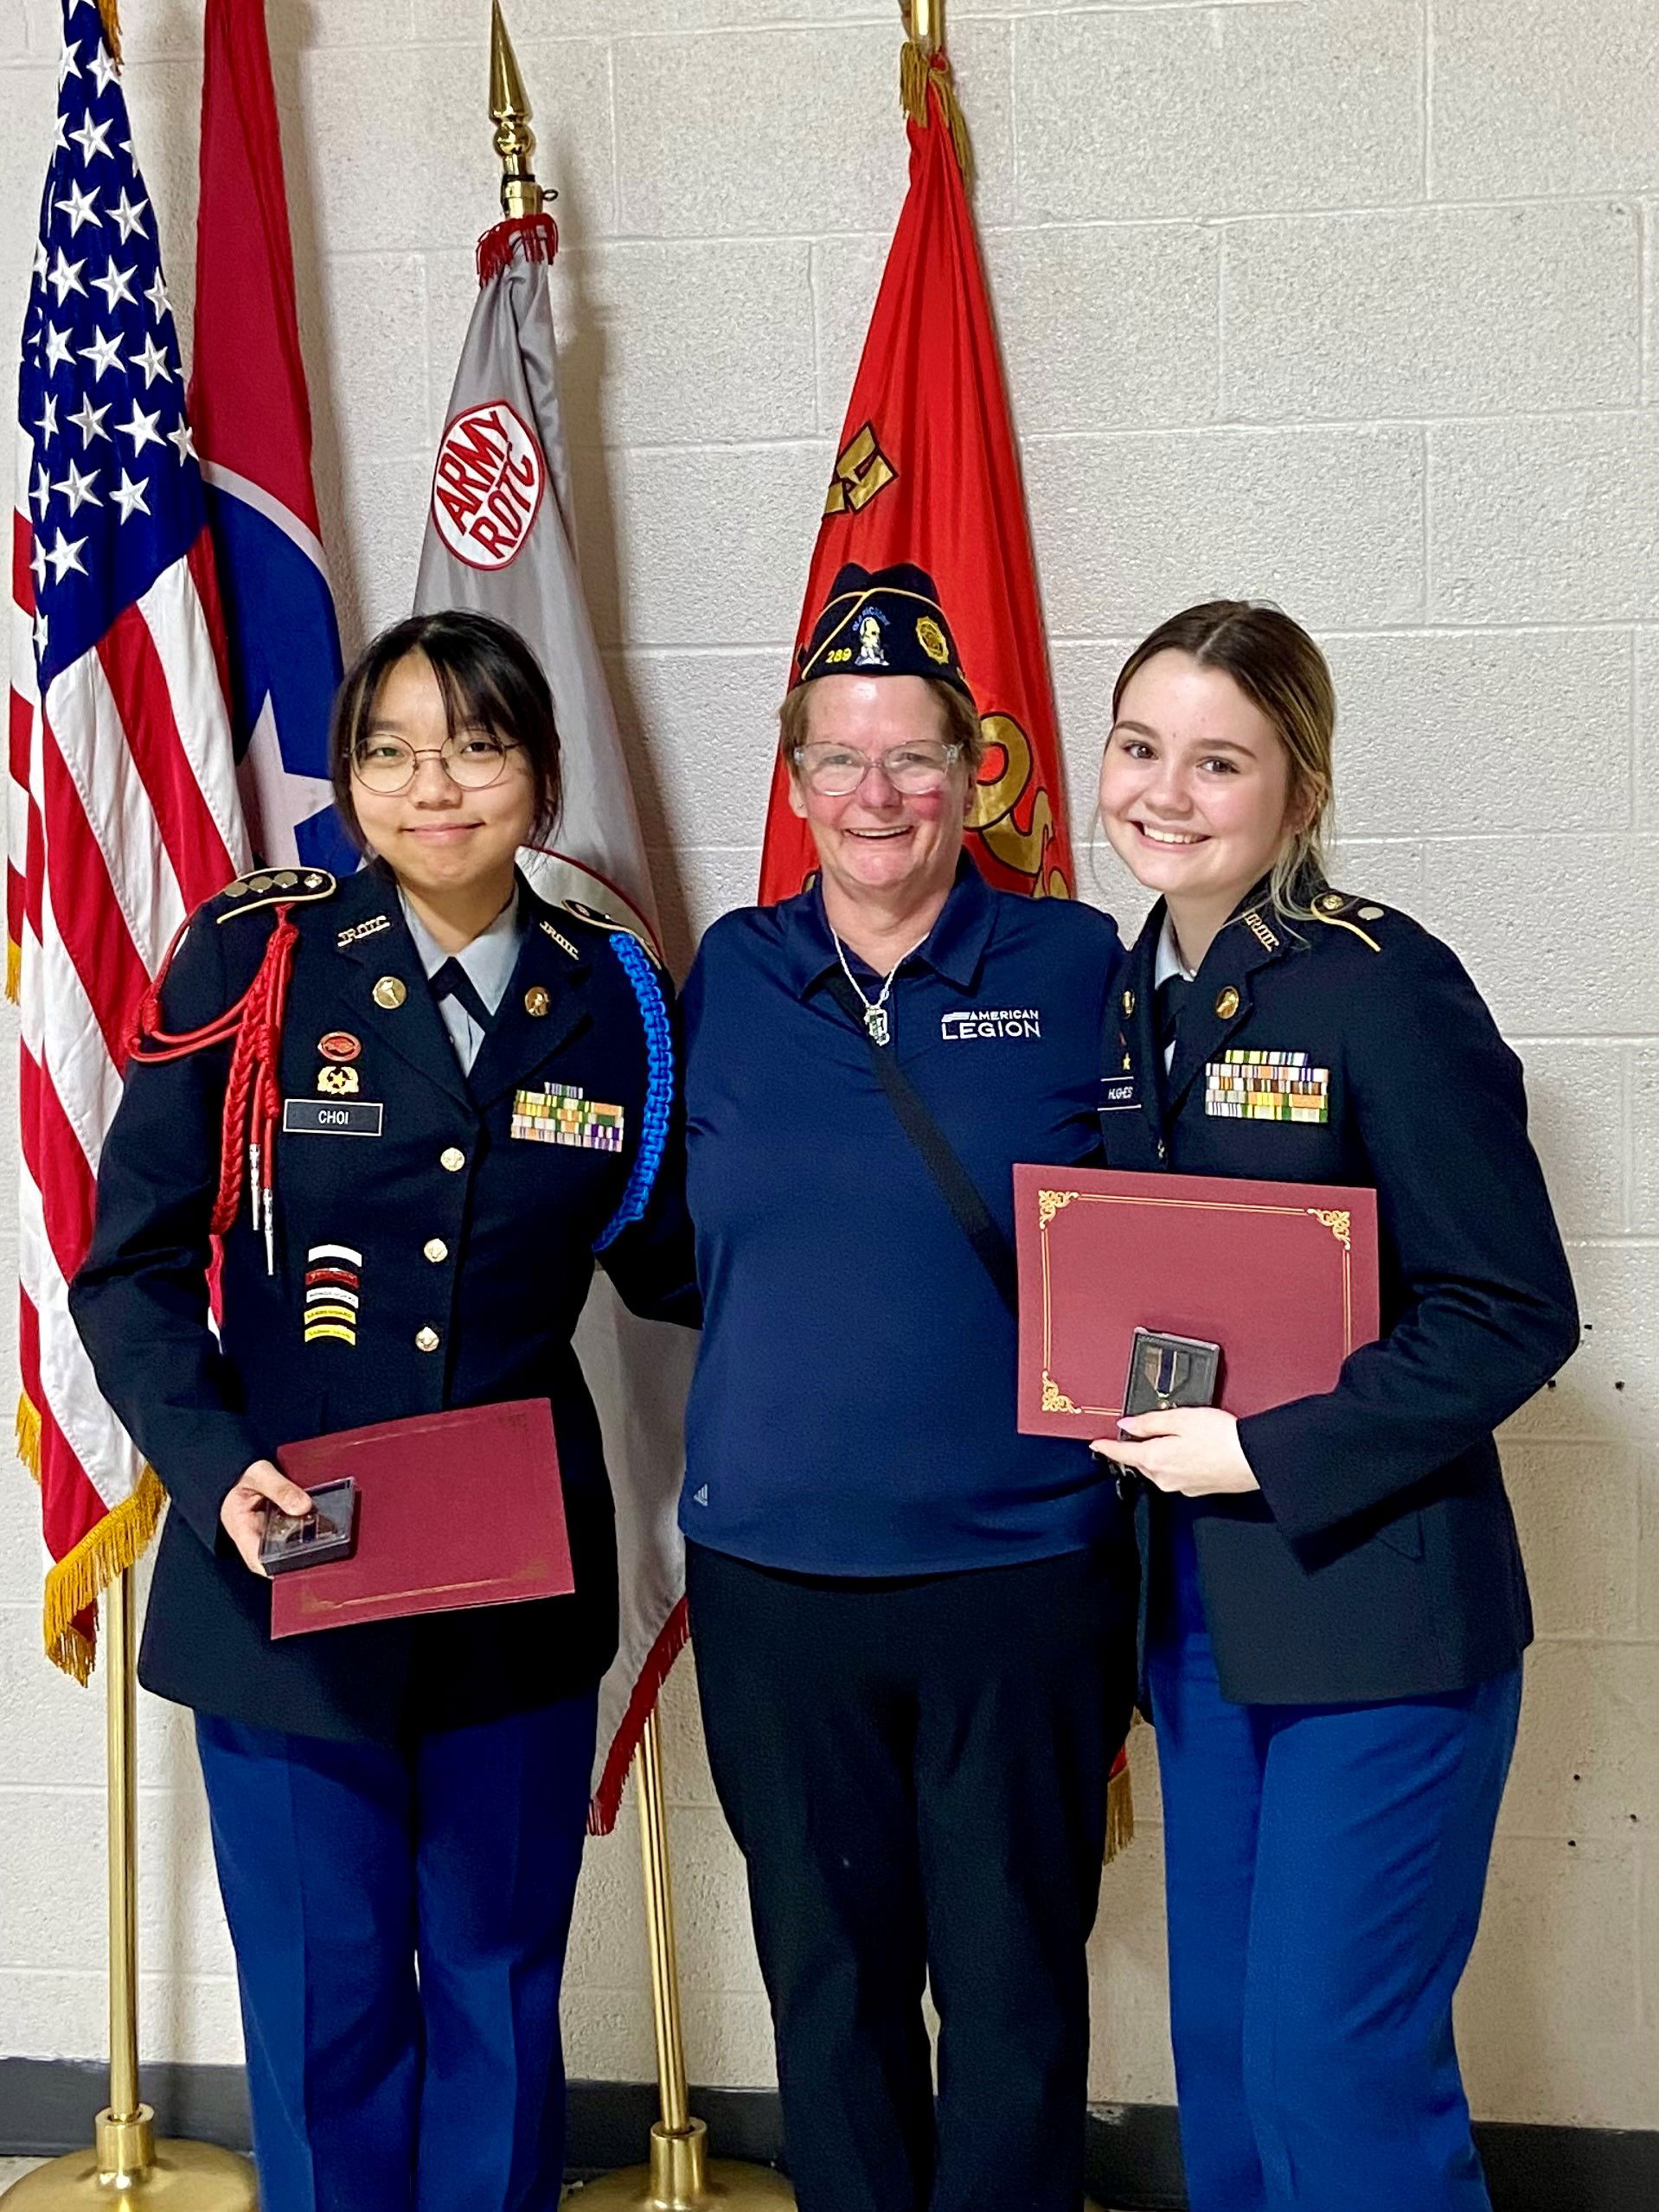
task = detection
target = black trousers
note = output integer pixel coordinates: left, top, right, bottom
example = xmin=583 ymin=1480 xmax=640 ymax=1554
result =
xmin=687 ymin=1540 xmax=1137 ymax=2212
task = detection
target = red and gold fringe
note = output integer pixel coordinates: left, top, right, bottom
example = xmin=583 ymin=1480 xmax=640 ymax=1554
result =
xmin=900 ymin=39 xmax=973 ymax=188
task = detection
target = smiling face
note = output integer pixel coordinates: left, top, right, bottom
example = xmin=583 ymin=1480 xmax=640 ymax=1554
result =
xmin=787 ymin=673 xmax=970 ymax=913
xmin=349 ymin=649 xmax=538 ymax=901
xmin=1099 ymin=650 xmax=1302 ymax=919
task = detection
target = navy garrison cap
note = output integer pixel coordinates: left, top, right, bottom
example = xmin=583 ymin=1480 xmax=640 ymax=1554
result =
xmin=796 ymin=562 xmax=972 ymax=698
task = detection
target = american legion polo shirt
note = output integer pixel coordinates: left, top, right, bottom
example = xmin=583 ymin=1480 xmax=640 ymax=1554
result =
xmin=680 ymin=858 xmax=1127 ymax=1576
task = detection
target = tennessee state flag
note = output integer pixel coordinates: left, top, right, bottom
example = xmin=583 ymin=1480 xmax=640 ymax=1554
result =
xmin=758 ymin=39 xmax=1074 ymax=906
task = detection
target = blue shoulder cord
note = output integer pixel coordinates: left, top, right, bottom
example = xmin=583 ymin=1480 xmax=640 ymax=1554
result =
xmin=593 ymin=930 xmax=674 ymax=1252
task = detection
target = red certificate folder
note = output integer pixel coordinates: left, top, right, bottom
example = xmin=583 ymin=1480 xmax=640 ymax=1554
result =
xmin=1014 ymin=1167 xmax=1380 ymax=1440
xmin=270 ymin=1399 xmax=573 ymax=1639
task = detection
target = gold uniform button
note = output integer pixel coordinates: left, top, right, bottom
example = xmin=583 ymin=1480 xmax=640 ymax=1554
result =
xmin=440 ymin=1147 xmax=465 ymax=1173
xmin=524 ymin=985 xmax=550 ymax=1018
xmin=1214 ymin=986 xmax=1240 ymax=1019
xmin=423 ymin=1237 xmax=450 ymax=1263
xmin=1122 ymin=988 xmax=1136 ymax=1016
xmin=1358 ymin=905 xmax=1384 ymax=921
xmin=415 ymin=1327 xmax=440 ymax=1352
xmin=1317 ymin=892 xmax=1346 ymax=915
xmin=373 ymin=975 xmax=407 ymax=1010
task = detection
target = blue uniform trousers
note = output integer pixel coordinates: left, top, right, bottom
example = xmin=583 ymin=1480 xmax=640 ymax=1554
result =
xmin=1148 ymin=1512 xmax=1520 ymax=2212
xmin=195 ymin=1693 xmax=598 ymax=2212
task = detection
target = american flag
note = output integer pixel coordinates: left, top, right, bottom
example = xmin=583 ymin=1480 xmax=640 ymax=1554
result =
xmin=10 ymin=0 xmax=247 ymax=1678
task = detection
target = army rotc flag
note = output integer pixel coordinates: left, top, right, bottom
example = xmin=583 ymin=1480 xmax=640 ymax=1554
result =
xmin=10 ymin=0 xmax=247 ymax=1675
xmin=416 ymin=41 xmax=691 ymax=1832
xmin=758 ymin=25 xmax=1074 ymax=906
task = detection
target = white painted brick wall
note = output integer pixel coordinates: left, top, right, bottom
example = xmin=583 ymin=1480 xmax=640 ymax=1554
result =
xmin=1 ymin=0 xmax=1654 ymax=2133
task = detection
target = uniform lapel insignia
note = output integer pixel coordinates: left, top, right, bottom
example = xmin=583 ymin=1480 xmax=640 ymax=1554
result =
xmin=327 ymin=884 xmax=469 ymax=1109
xmin=467 ymin=908 xmax=590 ymax=1110
xmin=1166 ymin=901 xmax=1284 ymax=1113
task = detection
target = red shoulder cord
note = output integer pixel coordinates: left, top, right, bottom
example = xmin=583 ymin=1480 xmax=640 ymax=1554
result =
xmin=126 ymin=904 xmax=301 ymax=1275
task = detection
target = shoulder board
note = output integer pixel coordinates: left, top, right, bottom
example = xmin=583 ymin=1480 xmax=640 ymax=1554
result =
xmin=562 ymin=898 xmax=662 ymax=967
xmin=214 ymin=866 xmax=338 ymax=924
xmin=1310 ymin=890 xmax=1385 ymax=953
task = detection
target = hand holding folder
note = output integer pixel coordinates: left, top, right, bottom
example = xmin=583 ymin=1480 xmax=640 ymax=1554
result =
xmin=269 ymin=1399 xmax=573 ymax=1640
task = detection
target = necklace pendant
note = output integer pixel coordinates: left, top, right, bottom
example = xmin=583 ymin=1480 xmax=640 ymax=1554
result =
xmin=865 ymin=1005 xmax=891 ymax=1047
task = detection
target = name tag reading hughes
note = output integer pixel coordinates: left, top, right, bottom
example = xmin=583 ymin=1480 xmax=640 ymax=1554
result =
xmin=283 ymin=1099 xmax=385 ymax=1137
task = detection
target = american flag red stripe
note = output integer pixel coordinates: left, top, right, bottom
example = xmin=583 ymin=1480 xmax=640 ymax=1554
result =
xmin=12 ymin=3 xmax=249 ymax=1677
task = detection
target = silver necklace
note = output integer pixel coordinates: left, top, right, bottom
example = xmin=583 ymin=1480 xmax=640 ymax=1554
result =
xmin=832 ymin=930 xmax=923 ymax=1048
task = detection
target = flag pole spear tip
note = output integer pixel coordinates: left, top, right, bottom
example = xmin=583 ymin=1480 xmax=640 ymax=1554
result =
xmin=489 ymin=0 xmax=544 ymax=220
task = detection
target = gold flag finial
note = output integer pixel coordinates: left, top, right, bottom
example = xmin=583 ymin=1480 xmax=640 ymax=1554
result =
xmin=490 ymin=0 xmax=544 ymax=220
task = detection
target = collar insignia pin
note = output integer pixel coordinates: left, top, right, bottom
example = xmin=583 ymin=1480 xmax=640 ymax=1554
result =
xmin=1214 ymin=986 xmax=1241 ymax=1020
xmin=373 ymin=976 xmax=407 ymax=1010
xmin=524 ymin=985 xmax=550 ymax=1018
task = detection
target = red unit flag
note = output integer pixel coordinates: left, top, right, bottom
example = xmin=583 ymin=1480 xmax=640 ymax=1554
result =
xmin=758 ymin=35 xmax=1073 ymax=906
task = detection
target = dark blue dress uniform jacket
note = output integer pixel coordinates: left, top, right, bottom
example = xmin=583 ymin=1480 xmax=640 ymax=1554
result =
xmin=1100 ymin=883 xmax=1579 ymax=1707
xmin=69 ymin=863 xmax=697 ymax=1743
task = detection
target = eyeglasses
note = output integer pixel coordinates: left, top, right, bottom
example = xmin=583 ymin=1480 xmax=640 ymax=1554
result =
xmin=791 ymin=741 xmax=963 ymax=797
xmin=351 ymin=732 xmax=522 ymax=796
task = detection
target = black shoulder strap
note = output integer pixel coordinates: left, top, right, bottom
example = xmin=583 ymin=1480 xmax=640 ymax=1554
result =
xmin=822 ymin=970 xmax=1019 ymax=1315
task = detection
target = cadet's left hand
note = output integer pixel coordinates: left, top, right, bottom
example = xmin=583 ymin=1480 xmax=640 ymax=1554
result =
xmin=1094 ymin=1408 xmax=1261 ymax=1497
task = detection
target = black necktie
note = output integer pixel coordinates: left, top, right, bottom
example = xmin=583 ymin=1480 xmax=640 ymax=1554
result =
xmin=430 ymin=957 xmax=496 ymax=1033
xmin=1155 ymin=972 xmax=1193 ymax=1049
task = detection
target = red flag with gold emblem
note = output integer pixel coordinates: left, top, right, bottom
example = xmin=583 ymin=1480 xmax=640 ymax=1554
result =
xmin=758 ymin=37 xmax=1073 ymax=905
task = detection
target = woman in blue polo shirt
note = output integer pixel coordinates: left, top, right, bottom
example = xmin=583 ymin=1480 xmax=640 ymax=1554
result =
xmin=680 ymin=563 xmax=1136 ymax=2212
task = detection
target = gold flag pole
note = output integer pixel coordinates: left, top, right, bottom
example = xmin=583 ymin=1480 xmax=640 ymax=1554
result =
xmin=1 ymin=1573 xmax=257 ymax=2209
xmin=577 ymin=1712 xmax=794 ymax=2209
xmin=484 ymin=6 xmax=791 ymax=2202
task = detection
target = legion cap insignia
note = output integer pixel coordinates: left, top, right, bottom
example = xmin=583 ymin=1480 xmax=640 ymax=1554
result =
xmin=797 ymin=562 xmax=972 ymax=699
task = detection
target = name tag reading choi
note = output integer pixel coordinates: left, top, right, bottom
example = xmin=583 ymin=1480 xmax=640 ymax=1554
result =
xmin=283 ymin=1099 xmax=385 ymax=1138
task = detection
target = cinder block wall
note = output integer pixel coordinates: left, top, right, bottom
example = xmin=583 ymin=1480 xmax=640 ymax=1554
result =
xmin=1 ymin=0 xmax=1654 ymax=2129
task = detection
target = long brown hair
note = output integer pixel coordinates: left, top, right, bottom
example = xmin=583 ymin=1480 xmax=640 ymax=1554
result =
xmin=1111 ymin=601 xmax=1335 ymax=917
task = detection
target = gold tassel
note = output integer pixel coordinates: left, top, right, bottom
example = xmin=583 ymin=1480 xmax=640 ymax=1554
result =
xmin=42 ymin=1467 xmax=165 ymax=1681
xmin=1104 ymin=1759 xmax=1135 ymax=1864
xmin=899 ymin=38 xmax=975 ymax=190
xmin=16 ymin=1391 xmax=42 ymax=1480
xmin=96 ymin=0 xmax=122 ymax=69
xmin=5 ymin=937 xmax=20 ymax=1005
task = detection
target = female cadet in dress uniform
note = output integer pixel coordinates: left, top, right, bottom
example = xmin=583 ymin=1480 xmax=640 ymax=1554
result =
xmin=70 ymin=611 xmax=696 ymax=2212
xmin=682 ymin=563 xmax=1137 ymax=2212
xmin=1092 ymin=601 xmax=1579 ymax=2212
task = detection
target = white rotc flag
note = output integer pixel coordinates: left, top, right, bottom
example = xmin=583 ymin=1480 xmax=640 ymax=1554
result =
xmin=416 ymin=211 xmax=694 ymax=1831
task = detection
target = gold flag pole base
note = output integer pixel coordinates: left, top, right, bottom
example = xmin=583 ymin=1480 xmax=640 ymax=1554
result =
xmin=574 ymin=2117 xmax=796 ymax=2210
xmin=579 ymin=1712 xmax=794 ymax=2211
xmin=0 ymin=1575 xmax=257 ymax=2210
xmin=0 ymin=2121 xmax=257 ymax=2209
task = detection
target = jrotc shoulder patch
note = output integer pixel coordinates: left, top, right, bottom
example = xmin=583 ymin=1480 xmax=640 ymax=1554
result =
xmin=1206 ymin=1050 xmax=1330 ymax=1124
